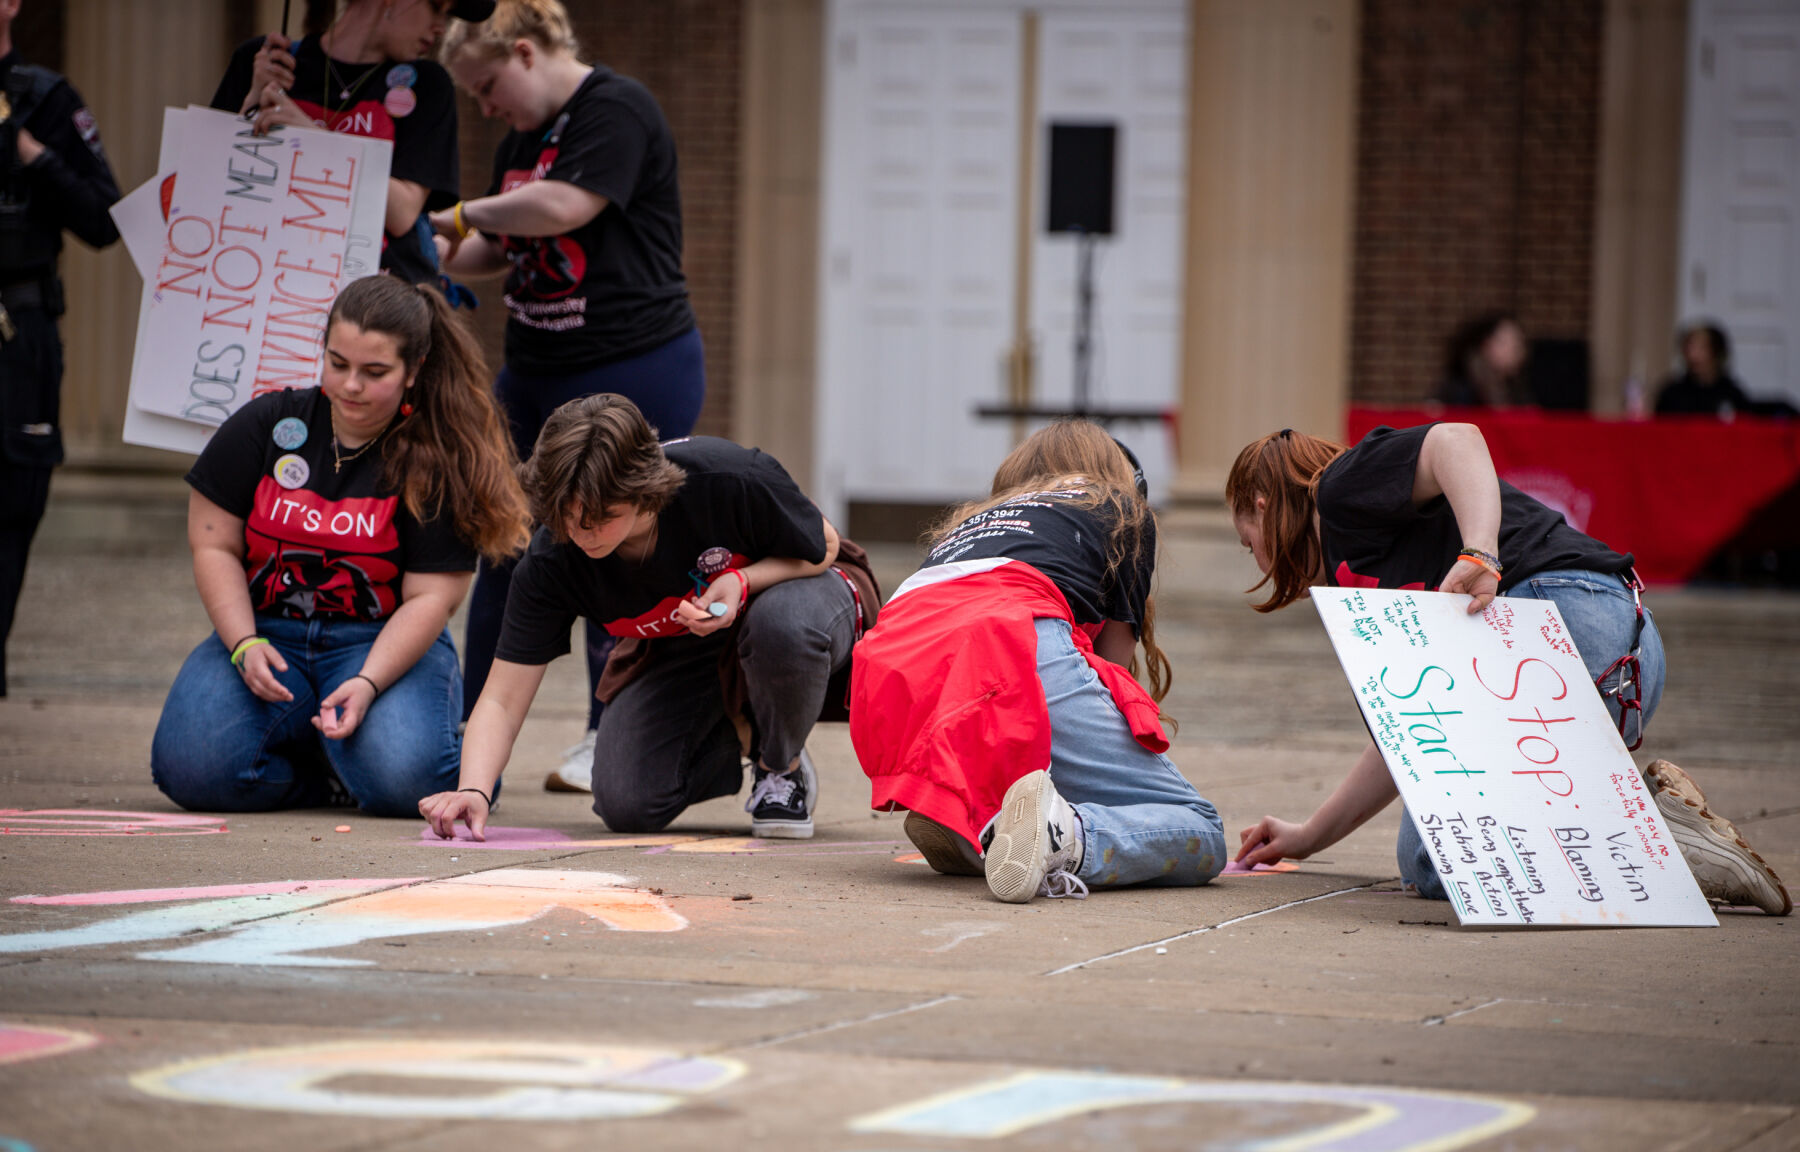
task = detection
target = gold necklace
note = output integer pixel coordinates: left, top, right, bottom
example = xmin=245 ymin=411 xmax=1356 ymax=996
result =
xmin=330 ymin=415 xmax=391 ymax=474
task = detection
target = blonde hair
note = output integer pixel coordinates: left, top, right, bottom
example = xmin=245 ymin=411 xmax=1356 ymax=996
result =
xmin=930 ymin=421 xmax=1172 ymax=703
xmin=442 ymin=0 xmax=580 ymax=64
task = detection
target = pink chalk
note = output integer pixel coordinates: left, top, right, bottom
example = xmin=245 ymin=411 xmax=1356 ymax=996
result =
xmin=1222 ymin=859 xmax=1298 ymax=875
xmin=416 ymin=824 xmax=576 ymax=849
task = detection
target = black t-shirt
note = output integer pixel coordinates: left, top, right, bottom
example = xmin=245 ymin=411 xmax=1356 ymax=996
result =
xmin=1317 ymin=424 xmax=1631 ymax=594
xmin=0 ymin=50 xmax=121 ymax=270
xmin=920 ymin=488 xmax=1156 ymax=636
xmin=486 ymin=66 xmax=695 ymax=375
xmin=497 ymin=437 xmax=825 ymax=664
xmin=212 ymin=37 xmax=460 ymax=283
xmin=186 ymin=388 xmax=478 ymax=621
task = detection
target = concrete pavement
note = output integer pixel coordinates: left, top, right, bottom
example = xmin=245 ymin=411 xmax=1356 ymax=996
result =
xmin=0 ymin=475 xmax=1795 ymax=1150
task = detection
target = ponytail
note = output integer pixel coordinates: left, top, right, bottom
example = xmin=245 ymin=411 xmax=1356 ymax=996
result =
xmin=1224 ymin=429 xmax=1346 ymax=613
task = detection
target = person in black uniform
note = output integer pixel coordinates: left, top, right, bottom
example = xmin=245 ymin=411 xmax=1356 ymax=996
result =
xmin=0 ymin=0 xmax=120 ymax=696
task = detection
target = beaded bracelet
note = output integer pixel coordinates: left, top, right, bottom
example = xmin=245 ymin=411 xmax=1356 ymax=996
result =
xmin=1458 ymin=547 xmax=1503 ymax=578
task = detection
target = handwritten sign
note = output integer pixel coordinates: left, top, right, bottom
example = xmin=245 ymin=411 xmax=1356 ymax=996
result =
xmin=119 ymin=106 xmax=389 ymax=453
xmin=1314 ymin=587 xmax=1714 ymax=928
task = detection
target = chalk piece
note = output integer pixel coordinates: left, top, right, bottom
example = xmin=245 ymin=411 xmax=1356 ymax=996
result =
xmin=334 ymin=825 xmax=352 ymax=833
xmin=1154 ymin=947 xmax=1168 ymax=955
xmin=732 ymin=893 xmax=753 ymax=901
xmin=1222 ymin=859 xmax=1297 ymax=875
xmin=708 ymin=602 xmax=728 ymax=617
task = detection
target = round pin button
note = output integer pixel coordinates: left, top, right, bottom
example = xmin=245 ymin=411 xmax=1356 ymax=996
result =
xmin=386 ymin=63 xmax=417 ymax=89
xmin=272 ymin=416 xmax=308 ymax=450
xmin=274 ymin=453 xmax=310 ymax=490
xmin=384 ymin=86 xmax=417 ymax=119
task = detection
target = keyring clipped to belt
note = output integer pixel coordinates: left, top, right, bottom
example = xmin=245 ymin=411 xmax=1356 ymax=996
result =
xmin=1596 ymin=568 xmax=1647 ymax=751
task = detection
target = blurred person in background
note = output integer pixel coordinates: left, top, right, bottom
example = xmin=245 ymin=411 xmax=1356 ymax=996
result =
xmin=212 ymin=0 xmax=492 ymax=284
xmin=0 ymin=0 xmax=119 ymax=696
xmin=1437 ymin=311 xmax=1530 ymax=408
xmin=431 ymin=0 xmax=706 ymax=793
xmin=1656 ymin=322 xmax=1754 ymax=419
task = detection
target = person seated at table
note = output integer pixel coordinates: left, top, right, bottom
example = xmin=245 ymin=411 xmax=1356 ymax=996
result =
xmin=1656 ymin=322 xmax=1755 ymax=418
xmin=850 ymin=421 xmax=1225 ymax=904
xmin=1228 ymin=422 xmax=1790 ymax=915
xmin=1436 ymin=311 xmax=1530 ymax=408
xmin=152 ymin=277 xmax=530 ymax=815
xmin=418 ymin=394 xmax=878 ymax=842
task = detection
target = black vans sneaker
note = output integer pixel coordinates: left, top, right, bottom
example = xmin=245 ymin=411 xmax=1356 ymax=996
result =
xmin=746 ymin=749 xmax=817 ymax=839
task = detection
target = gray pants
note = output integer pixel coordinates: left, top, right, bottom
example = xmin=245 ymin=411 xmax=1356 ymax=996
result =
xmin=590 ymin=571 xmax=857 ymax=832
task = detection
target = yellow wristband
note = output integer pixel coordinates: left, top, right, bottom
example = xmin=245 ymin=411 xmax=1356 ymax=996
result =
xmin=230 ymin=636 xmax=271 ymax=669
xmin=452 ymin=200 xmax=474 ymax=240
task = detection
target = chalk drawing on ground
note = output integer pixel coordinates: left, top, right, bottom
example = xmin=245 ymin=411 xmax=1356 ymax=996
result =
xmin=849 ymin=1070 xmax=1535 ymax=1151
xmin=0 ymin=810 xmax=226 ymax=837
xmin=0 ymin=870 xmax=685 ymax=967
xmin=132 ymin=1040 xmax=743 ymax=1120
xmin=0 ymin=1023 xmax=99 ymax=1066
xmin=414 ymin=825 xmax=912 ymax=860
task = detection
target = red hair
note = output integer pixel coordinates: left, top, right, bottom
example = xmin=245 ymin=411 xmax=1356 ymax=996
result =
xmin=1224 ymin=429 xmax=1346 ymax=612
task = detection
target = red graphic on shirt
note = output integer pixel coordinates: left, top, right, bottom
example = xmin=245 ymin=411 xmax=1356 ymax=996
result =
xmin=1334 ymin=561 xmax=1425 ymax=592
xmin=499 ymin=150 xmax=588 ymax=300
xmin=603 ymin=549 xmax=749 ymax=639
xmin=244 ymin=478 xmax=401 ymax=618
xmin=292 ymin=97 xmax=398 ymax=142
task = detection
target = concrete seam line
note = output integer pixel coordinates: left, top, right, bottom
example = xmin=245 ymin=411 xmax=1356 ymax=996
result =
xmin=738 ymin=994 xmax=962 ymax=1051
xmin=1043 ymin=883 xmax=1384 ymax=976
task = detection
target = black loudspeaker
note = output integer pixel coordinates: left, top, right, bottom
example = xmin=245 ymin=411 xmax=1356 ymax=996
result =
xmin=1526 ymin=338 xmax=1590 ymax=410
xmin=1046 ymin=123 xmax=1117 ymax=236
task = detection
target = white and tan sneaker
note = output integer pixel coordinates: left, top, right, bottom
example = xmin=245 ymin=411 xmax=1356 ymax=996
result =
xmin=545 ymin=729 xmax=596 ymax=793
xmin=984 ymin=770 xmax=1087 ymax=903
xmin=1648 ymin=759 xmax=1791 ymax=916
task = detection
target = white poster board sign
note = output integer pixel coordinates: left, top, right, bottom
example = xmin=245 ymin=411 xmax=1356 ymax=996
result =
xmin=117 ymin=106 xmax=390 ymax=454
xmin=1314 ymin=587 xmax=1715 ymax=928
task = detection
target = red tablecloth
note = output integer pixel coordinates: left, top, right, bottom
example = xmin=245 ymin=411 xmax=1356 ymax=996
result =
xmin=1347 ymin=408 xmax=1800 ymax=584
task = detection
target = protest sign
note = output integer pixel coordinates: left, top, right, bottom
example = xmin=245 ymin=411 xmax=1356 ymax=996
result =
xmin=117 ymin=107 xmax=390 ymax=454
xmin=1314 ymin=587 xmax=1715 ymax=928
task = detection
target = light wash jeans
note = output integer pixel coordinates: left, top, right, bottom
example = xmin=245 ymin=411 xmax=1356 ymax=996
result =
xmin=1036 ymin=618 xmax=1226 ymax=888
xmin=1397 ymin=568 xmax=1665 ymax=899
xmin=151 ymin=615 xmax=463 ymax=817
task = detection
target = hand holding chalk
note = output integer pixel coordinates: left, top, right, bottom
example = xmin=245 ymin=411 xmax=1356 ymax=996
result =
xmin=708 ymin=601 xmax=728 ymax=617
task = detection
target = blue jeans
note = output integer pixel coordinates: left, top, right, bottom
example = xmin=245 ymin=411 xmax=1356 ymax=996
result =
xmin=1036 ymin=618 xmax=1226 ymax=888
xmin=151 ymin=616 xmax=463 ymax=817
xmin=1397 ymin=569 xmax=1666 ymax=899
xmin=462 ymin=326 xmax=706 ymax=725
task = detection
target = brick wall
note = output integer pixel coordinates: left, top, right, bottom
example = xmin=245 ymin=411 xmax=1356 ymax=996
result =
xmin=453 ymin=1 xmax=742 ymax=438
xmin=1350 ymin=0 xmax=1602 ymax=403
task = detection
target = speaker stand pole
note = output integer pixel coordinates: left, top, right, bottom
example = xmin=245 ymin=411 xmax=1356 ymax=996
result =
xmin=1073 ymin=229 xmax=1096 ymax=416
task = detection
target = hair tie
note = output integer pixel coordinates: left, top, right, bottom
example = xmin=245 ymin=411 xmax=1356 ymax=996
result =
xmin=1279 ymin=428 xmax=1293 ymax=440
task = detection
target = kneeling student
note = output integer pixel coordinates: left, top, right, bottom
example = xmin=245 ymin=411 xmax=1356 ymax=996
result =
xmin=421 ymin=394 xmax=875 ymax=841
xmin=851 ymin=421 xmax=1225 ymax=903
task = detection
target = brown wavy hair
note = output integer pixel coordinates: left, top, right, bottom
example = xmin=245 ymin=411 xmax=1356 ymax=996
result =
xmin=1224 ymin=429 xmax=1347 ymax=613
xmin=520 ymin=394 xmax=688 ymax=539
xmin=328 ymin=277 xmax=531 ymax=563
xmin=931 ymin=420 xmax=1172 ymax=703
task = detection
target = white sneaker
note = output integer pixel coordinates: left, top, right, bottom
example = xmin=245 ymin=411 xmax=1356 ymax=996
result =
xmin=984 ymin=770 xmax=1087 ymax=903
xmin=1648 ymin=759 xmax=1790 ymax=915
xmin=545 ymin=729 xmax=596 ymax=793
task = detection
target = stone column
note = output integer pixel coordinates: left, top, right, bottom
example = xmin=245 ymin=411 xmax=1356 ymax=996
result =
xmin=58 ymin=0 xmax=232 ymax=467
xmin=1589 ymin=0 xmax=1688 ymax=415
xmin=1172 ymin=0 xmax=1360 ymax=504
